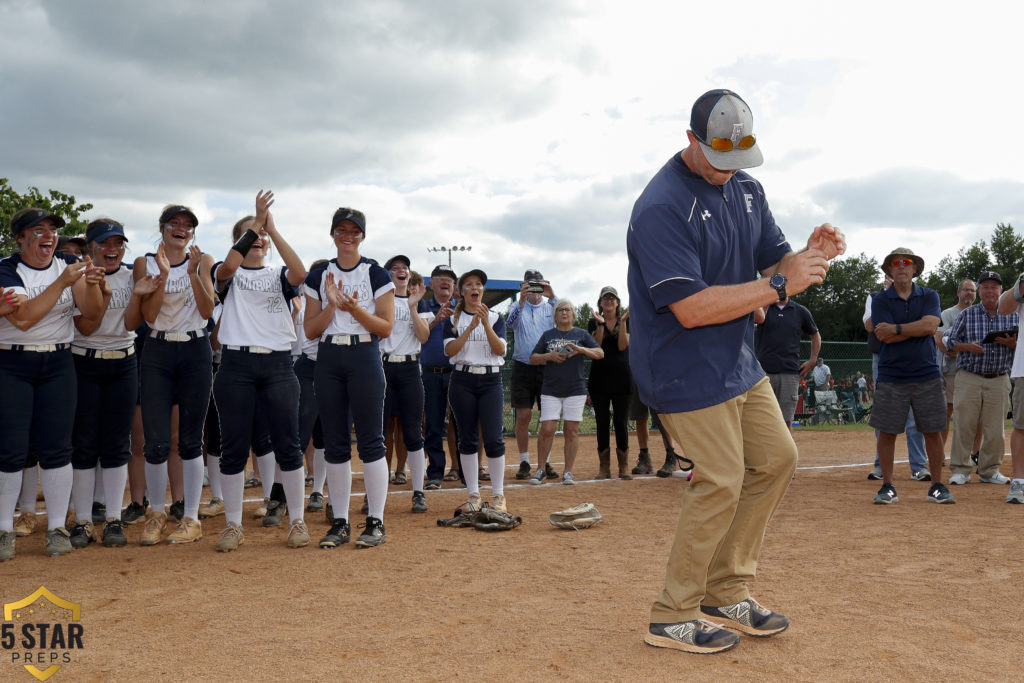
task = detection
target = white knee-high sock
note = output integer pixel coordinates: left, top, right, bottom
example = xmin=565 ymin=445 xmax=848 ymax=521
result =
xmin=326 ymin=461 xmax=352 ymax=522
xmin=489 ymin=455 xmax=505 ymax=496
xmin=101 ymin=465 xmax=128 ymax=521
xmin=460 ymin=453 xmax=479 ymax=496
xmin=0 ymin=470 xmax=23 ymax=532
xmin=40 ymin=464 xmax=73 ymax=531
xmin=182 ymin=458 xmax=205 ymax=520
xmin=363 ymin=458 xmax=389 ymax=520
xmin=145 ymin=461 xmax=168 ymax=514
xmin=92 ymin=467 xmax=103 ymax=503
xmin=280 ymin=466 xmax=305 ymax=524
xmin=407 ymin=448 xmax=426 ymax=493
xmin=221 ymin=471 xmax=244 ymax=526
xmin=207 ymin=455 xmax=222 ymax=500
xmin=71 ymin=467 xmax=96 ymax=524
xmin=18 ymin=466 xmax=38 ymax=514
xmin=257 ymin=452 xmax=276 ymax=500
xmin=313 ymin=448 xmax=327 ymax=495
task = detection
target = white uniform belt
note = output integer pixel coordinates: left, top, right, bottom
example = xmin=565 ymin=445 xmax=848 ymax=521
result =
xmin=383 ymin=353 xmax=420 ymax=363
xmin=224 ymin=345 xmax=276 ymax=354
xmin=454 ymin=364 xmax=500 ymax=375
xmin=150 ymin=329 xmax=207 ymax=342
xmin=0 ymin=343 xmax=70 ymax=353
xmin=71 ymin=345 xmax=135 ymax=359
xmin=324 ymin=334 xmax=372 ymax=346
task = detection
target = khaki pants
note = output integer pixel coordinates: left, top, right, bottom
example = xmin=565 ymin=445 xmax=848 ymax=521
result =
xmin=950 ymin=370 xmax=1009 ymax=478
xmin=651 ymin=378 xmax=797 ymax=623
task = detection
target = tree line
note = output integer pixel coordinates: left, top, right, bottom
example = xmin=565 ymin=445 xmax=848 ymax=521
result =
xmin=3 ymin=180 xmax=1020 ymax=343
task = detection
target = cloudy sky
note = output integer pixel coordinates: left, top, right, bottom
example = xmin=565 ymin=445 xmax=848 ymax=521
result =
xmin=3 ymin=0 xmax=1022 ymax=309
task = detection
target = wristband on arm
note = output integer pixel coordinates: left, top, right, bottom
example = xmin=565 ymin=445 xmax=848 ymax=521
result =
xmin=231 ymin=229 xmax=260 ymax=257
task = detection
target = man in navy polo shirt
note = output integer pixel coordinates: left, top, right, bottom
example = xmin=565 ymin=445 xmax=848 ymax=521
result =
xmin=421 ymin=264 xmax=458 ymax=489
xmin=869 ymin=247 xmax=954 ymax=505
xmin=628 ymin=89 xmax=844 ymax=655
xmin=754 ymin=296 xmax=821 ymax=433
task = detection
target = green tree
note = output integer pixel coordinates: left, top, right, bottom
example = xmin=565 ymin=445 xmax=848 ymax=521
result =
xmin=792 ymin=253 xmax=881 ymax=341
xmin=921 ymin=240 xmax=991 ymax=308
xmin=0 ymin=178 xmax=93 ymax=256
xmin=988 ymin=222 xmax=1024 ymax=285
xmin=574 ymin=302 xmax=592 ymax=330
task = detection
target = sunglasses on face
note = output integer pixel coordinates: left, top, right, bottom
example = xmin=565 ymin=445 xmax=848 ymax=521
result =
xmin=890 ymin=258 xmax=914 ymax=267
xmin=707 ymin=134 xmax=756 ymax=152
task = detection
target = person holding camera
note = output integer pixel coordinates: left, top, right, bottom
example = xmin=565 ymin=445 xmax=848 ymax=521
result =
xmin=506 ymin=268 xmax=558 ymax=481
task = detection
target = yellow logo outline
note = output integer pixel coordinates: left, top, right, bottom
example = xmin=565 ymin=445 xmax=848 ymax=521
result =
xmin=4 ymin=586 xmax=82 ymax=682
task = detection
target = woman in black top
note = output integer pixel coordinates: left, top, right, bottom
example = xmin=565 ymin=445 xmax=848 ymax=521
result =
xmin=586 ymin=286 xmax=632 ymax=478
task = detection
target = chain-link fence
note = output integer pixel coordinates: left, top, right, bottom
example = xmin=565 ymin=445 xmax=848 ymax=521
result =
xmin=497 ymin=340 xmax=873 ymax=436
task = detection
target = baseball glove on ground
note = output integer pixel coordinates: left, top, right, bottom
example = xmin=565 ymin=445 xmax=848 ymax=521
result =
xmin=549 ymin=502 xmax=603 ymax=530
xmin=471 ymin=506 xmax=523 ymax=532
xmin=437 ymin=508 xmax=477 ymax=527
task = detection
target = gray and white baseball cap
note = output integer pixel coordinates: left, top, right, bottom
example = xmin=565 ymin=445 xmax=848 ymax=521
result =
xmin=690 ymin=89 xmax=763 ymax=171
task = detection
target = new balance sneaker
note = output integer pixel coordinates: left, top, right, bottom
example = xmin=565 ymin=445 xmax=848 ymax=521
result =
xmin=411 ymin=491 xmax=427 ymax=513
xmin=544 ymin=463 xmax=559 ymax=480
xmin=515 ymin=461 xmax=532 ymax=480
xmin=530 ymin=469 xmax=547 ymax=485
xmin=700 ymin=598 xmax=790 ymax=637
xmin=866 ymin=467 xmax=883 ymax=480
xmin=0 ymin=531 xmax=14 ymax=562
xmin=979 ymin=471 xmax=1011 ymax=484
xmin=139 ymin=512 xmax=167 ymax=546
xmin=167 ymin=499 xmax=185 ymax=523
xmin=1005 ymin=480 xmax=1024 ymax=504
xmin=14 ymin=512 xmax=37 ymax=537
xmin=491 ymin=494 xmax=507 ymax=513
xmin=216 ymin=522 xmax=244 ymax=552
xmin=910 ymin=470 xmax=931 ymax=481
xmin=562 ymin=472 xmax=576 ymax=486
xmin=306 ymin=492 xmax=325 ymax=511
xmin=121 ymin=501 xmax=147 ymax=526
xmin=91 ymin=501 xmax=106 ymax=525
xmin=949 ymin=472 xmax=971 ymax=485
xmin=354 ymin=517 xmax=386 ymax=548
xmin=644 ymin=620 xmax=740 ymax=654
xmin=287 ymin=520 xmax=310 ymax=548
xmin=45 ymin=527 xmax=73 ymax=557
xmin=927 ymin=482 xmax=956 ymax=504
xmin=873 ymin=483 xmax=899 ymax=505
xmin=101 ymin=520 xmax=127 ymax=548
xmin=166 ymin=516 xmax=202 ymax=544
xmin=319 ymin=518 xmax=351 ymax=548
xmin=69 ymin=521 xmax=96 ymax=549
xmin=198 ymin=498 xmax=225 ymax=519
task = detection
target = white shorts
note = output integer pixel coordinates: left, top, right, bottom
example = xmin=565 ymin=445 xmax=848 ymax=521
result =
xmin=540 ymin=394 xmax=586 ymax=423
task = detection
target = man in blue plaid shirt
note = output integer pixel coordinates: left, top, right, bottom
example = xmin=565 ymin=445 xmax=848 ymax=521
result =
xmin=944 ymin=270 xmax=1018 ymax=485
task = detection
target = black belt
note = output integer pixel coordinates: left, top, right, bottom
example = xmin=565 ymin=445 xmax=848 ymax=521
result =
xmin=967 ymin=370 xmax=1006 ymax=379
xmin=150 ymin=330 xmax=207 ymax=342
xmin=423 ymin=366 xmax=452 ymax=373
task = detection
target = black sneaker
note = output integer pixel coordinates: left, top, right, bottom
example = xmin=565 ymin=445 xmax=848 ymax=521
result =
xmin=355 ymin=517 xmax=386 ymax=548
xmin=168 ymin=499 xmax=185 ymax=523
xmin=425 ymin=479 xmax=441 ymax=491
xmin=262 ymin=500 xmax=285 ymax=527
xmin=644 ymin=620 xmax=739 ymax=654
xmin=306 ymin=491 xmax=325 ymax=511
xmin=319 ymin=518 xmax=351 ymax=548
xmin=970 ymin=451 xmax=980 ymax=466
xmin=69 ymin=522 xmax=95 ymax=549
xmin=360 ymin=498 xmax=369 ymax=514
xmin=873 ymin=483 xmax=899 ymax=505
xmin=102 ymin=520 xmax=127 ymax=547
xmin=91 ymin=501 xmax=106 ymax=525
xmin=411 ymin=491 xmax=427 ymax=513
xmin=866 ymin=467 xmax=883 ymax=480
xmin=514 ymin=461 xmax=532 ymax=480
xmin=927 ymin=482 xmax=956 ymax=504
xmin=121 ymin=501 xmax=147 ymax=525
xmin=700 ymin=598 xmax=790 ymax=637
xmin=544 ymin=463 xmax=559 ymax=480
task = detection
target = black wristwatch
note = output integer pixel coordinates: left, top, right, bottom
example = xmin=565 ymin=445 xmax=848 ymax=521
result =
xmin=769 ymin=273 xmax=787 ymax=302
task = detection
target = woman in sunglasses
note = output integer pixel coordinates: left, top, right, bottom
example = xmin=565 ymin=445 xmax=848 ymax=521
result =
xmin=211 ymin=191 xmax=309 ymax=552
xmin=0 ymin=208 xmax=105 ymax=560
xmin=443 ymin=269 xmax=509 ymax=513
xmin=305 ymin=208 xmax=394 ymax=549
xmin=133 ymin=204 xmax=217 ymax=546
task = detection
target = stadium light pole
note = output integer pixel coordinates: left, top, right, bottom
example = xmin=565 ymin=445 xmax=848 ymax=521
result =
xmin=427 ymin=245 xmax=472 ymax=269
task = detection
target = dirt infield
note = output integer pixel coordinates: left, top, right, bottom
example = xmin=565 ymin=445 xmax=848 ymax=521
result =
xmin=2 ymin=428 xmax=1022 ymax=682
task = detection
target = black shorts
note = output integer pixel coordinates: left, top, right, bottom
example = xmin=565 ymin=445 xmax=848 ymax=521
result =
xmin=510 ymin=361 xmax=544 ymax=409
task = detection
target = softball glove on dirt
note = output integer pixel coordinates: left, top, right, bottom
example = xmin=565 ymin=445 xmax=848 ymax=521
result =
xmin=549 ymin=502 xmax=603 ymax=530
